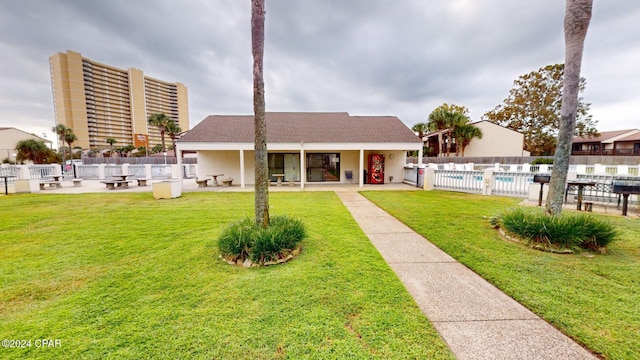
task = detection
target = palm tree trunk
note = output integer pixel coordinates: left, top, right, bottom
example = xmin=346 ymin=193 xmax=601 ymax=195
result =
xmin=160 ymin=130 xmax=166 ymax=153
xmin=252 ymin=0 xmax=269 ymax=228
xmin=546 ymin=0 xmax=592 ymax=215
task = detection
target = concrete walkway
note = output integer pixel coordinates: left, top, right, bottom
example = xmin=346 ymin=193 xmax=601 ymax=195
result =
xmin=337 ymin=192 xmax=597 ymax=360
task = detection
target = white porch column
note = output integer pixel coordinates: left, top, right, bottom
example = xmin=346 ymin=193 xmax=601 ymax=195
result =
xmin=240 ymin=149 xmax=246 ymax=188
xmin=300 ymin=148 xmax=305 ymax=189
xmin=418 ymin=147 xmax=423 ymax=166
xmin=176 ymin=149 xmax=183 ymax=179
xmin=359 ymin=149 xmax=364 ymax=187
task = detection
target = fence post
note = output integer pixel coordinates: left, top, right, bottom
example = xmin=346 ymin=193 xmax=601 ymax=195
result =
xmin=423 ymin=167 xmax=435 ymax=191
xmin=98 ymin=164 xmax=106 ymax=180
xmin=52 ymin=164 xmax=62 ymax=176
xmin=17 ymin=165 xmax=30 ymax=180
xmin=171 ymin=165 xmax=181 ymax=179
xmin=482 ymin=169 xmax=494 ymax=196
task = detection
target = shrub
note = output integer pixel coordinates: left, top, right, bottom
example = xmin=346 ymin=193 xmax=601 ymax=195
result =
xmin=217 ymin=217 xmax=254 ymax=260
xmin=496 ymin=207 xmax=618 ymax=252
xmin=531 ymin=157 xmax=554 ymax=165
xmin=217 ymin=215 xmax=306 ymax=265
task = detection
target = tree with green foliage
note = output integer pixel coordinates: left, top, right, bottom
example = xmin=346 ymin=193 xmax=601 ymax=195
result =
xmin=452 ymin=124 xmax=483 ymax=157
xmin=411 ymin=122 xmax=428 ymax=139
xmin=427 ymin=103 xmax=470 ymax=157
xmin=252 ymin=0 xmax=269 ymax=228
xmin=52 ymin=124 xmax=68 ymax=162
xmin=165 ymin=120 xmax=183 ymax=156
xmin=483 ymin=64 xmax=598 ymax=155
xmin=547 ymin=0 xmax=593 ymax=216
xmin=106 ymin=138 xmax=117 ymax=157
xmin=15 ymin=139 xmax=58 ymax=164
xmin=151 ymin=144 xmax=163 ymax=154
xmin=147 ymin=113 xmax=172 ymax=153
xmin=63 ymin=128 xmax=77 ymax=162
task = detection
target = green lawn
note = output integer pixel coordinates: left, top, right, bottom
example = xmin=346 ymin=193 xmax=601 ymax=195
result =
xmin=0 ymin=192 xmax=453 ymax=359
xmin=361 ymin=190 xmax=640 ymax=360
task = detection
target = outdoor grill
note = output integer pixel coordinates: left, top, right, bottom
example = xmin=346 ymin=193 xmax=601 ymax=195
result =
xmin=533 ymin=174 xmax=551 ymax=184
xmin=533 ymin=174 xmax=551 ymax=206
xmin=612 ymin=177 xmax=640 ymax=216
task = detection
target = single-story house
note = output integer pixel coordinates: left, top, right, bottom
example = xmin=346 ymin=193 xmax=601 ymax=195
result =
xmin=422 ymin=120 xmax=528 ymax=157
xmin=177 ymin=112 xmax=423 ymax=188
xmin=572 ymin=129 xmax=640 ymax=155
xmin=0 ymin=127 xmax=53 ymax=163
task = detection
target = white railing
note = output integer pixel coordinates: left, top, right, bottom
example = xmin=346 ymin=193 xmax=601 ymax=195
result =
xmin=151 ymin=165 xmax=172 ymax=179
xmin=434 ymin=170 xmax=484 ymax=194
xmin=128 ymin=165 xmax=147 ymax=178
xmin=28 ymin=165 xmax=56 ymax=179
xmin=429 ymin=168 xmax=638 ymax=205
xmin=491 ymin=171 xmax=535 ymax=197
xmin=403 ymin=167 xmax=418 ymax=185
xmin=104 ymin=165 xmax=122 ymax=177
xmin=77 ymin=165 xmax=100 ymax=179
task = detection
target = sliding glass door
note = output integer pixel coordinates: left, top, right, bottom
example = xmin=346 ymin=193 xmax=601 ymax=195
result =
xmin=306 ymin=153 xmax=340 ymax=182
xmin=268 ymin=153 xmax=300 ymax=181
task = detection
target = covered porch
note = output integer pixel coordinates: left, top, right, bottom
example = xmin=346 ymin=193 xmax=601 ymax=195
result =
xmin=176 ymin=142 xmax=423 ymax=189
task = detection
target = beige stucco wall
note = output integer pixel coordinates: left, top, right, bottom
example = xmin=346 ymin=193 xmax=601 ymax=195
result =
xmin=462 ymin=121 xmax=525 ymax=157
xmin=195 ymin=148 xmax=408 ymax=186
xmin=0 ymin=128 xmax=52 ymax=162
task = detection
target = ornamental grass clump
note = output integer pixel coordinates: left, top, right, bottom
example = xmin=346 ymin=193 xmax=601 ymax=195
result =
xmin=218 ymin=215 xmax=306 ymax=266
xmin=495 ymin=207 xmax=617 ymax=252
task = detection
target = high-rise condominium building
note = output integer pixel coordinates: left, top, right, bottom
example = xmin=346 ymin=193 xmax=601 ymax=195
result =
xmin=49 ymin=50 xmax=189 ymax=150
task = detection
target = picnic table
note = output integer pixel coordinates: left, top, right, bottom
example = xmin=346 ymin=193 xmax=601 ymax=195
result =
xmin=565 ymin=180 xmax=596 ymax=211
xmin=112 ymin=174 xmax=134 ymax=181
xmin=207 ymin=174 xmax=224 ymax=186
xmin=44 ymin=174 xmax=63 ymax=181
xmin=272 ymin=174 xmax=285 ymax=186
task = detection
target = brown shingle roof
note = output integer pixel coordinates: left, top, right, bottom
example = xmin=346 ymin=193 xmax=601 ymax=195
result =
xmin=617 ymin=132 xmax=640 ymax=142
xmin=179 ymin=112 xmax=422 ymax=143
xmin=573 ymin=129 xmax=639 ymax=143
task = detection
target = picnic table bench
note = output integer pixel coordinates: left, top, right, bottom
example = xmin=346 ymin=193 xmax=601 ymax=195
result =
xmin=101 ymin=180 xmax=133 ymax=190
xmin=196 ymin=178 xmax=209 ymax=187
xmin=136 ymin=178 xmax=148 ymax=186
xmin=39 ymin=180 xmax=61 ymax=190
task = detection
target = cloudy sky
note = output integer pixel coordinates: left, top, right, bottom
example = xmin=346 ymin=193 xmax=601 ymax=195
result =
xmin=1 ymin=0 xmax=638 ymax=145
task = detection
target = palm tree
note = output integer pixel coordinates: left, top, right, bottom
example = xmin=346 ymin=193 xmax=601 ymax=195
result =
xmin=411 ymin=122 xmax=429 ymax=157
xmin=15 ymin=139 xmax=49 ymax=164
xmin=546 ymin=0 xmax=593 ymax=215
xmin=452 ymin=124 xmax=483 ymax=157
xmin=411 ymin=122 xmax=428 ymax=139
xmin=52 ymin=124 xmax=68 ymax=162
xmin=147 ymin=113 xmax=172 ymax=153
xmin=165 ymin=120 xmax=183 ymax=156
xmin=63 ymin=128 xmax=77 ymax=162
xmin=443 ymin=111 xmax=469 ymax=157
xmin=252 ymin=0 xmax=269 ymax=227
xmin=106 ymin=138 xmax=117 ymax=158
xmin=427 ymin=110 xmax=448 ymax=157
xmin=428 ymin=108 xmax=469 ymax=157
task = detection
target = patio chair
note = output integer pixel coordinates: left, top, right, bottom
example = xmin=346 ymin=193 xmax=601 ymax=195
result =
xmin=345 ymin=170 xmax=353 ymax=183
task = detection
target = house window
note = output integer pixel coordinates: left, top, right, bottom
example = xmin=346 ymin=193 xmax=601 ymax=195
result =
xmin=268 ymin=153 xmax=300 ymax=182
xmin=306 ymin=153 xmax=340 ymax=182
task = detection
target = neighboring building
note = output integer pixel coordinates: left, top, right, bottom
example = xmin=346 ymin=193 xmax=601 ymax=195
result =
xmin=422 ymin=121 xmax=528 ymax=157
xmin=177 ymin=112 xmax=423 ymax=188
xmin=572 ymin=129 xmax=640 ymax=156
xmin=49 ymin=50 xmax=189 ymax=150
xmin=0 ymin=127 xmax=52 ymax=162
